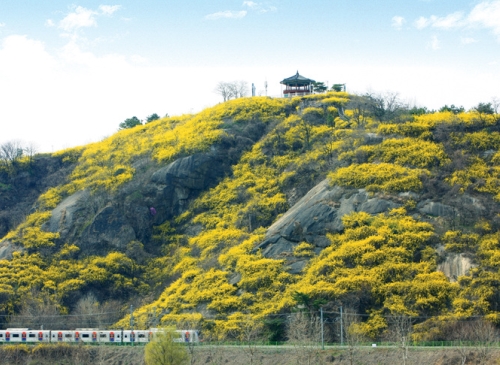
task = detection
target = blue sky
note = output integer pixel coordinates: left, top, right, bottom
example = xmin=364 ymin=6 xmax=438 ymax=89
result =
xmin=1 ymin=1 xmax=500 ymax=152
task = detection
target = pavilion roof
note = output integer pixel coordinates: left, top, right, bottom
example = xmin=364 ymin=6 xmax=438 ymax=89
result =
xmin=280 ymin=71 xmax=315 ymax=85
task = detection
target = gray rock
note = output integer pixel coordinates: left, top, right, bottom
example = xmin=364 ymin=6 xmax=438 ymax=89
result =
xmin=364 ymin=133 xmax=383 ymax=145
xmin=228 ymin=273 xmax=241 ymax=285
xmin=398 ymin=192 xmax=419 ymax=199
xmin=80 ymin=205 xmax=136 ymax=253
xmin=286 ymin=260 xmax=307 ymax=274
xmin=45 ymin=190 xmax=90 ymax=237
xmin=419 ymin=201 xmax=456 ymax=217
xmin=0 ymin=240 xmax=21 ymax=260
xmin=255 ymin=179 xmax=400 ymax=262
xmin=149 ymin=153 xmax=229 ymax=219
xmin=437 ymin=252 xmax=475 ymax=282
xmin=261 ymin=236 xmax=297 ymax=258
xmin=359 ymin=197 xmax=397 ymax=215
xmin=483 ymin=149 xmax=496 ymax=159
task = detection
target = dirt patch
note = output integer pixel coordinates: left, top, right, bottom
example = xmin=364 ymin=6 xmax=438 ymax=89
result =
xmin=1 ymin=344 xmax=500 ymax=365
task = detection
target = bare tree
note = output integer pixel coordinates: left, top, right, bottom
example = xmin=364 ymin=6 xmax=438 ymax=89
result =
xmin=0 ymin=140 xmax=24 ymax=172
xmin=365 ymin=91 xmax=405 ymax=122
xmin=236 ymin=316 xmax=264 ymax=365
xmin=387 ymin=314 xmax=413 ymax=365
xmin=346 ymin=95 xmax=371 ymax=127
xmin=177 ymin=318 xmax=202 ymax=365
xmin=203 ymin=329 xmax=226 ymax=365
xmin=23 ymin=142 xmax=38 ymax=165
xmin=287 ymin=311 xmax=323 ymax=365
xmin=70 ymin=293 xmax=124 ymax=329
xmin=7 ymin=289 xmax=65 ymax=329
xmin=342 ymin=308 xmax=365 ymax=365
xmin=0 ymin=140 xmax=24 ymax=163
xmin=233 ymin=80 xmax=248 ymax=98
xmin=72 ymin=293 xmax=100 ymax=328
xmin=215 ymin=81 xmax=248 ymax=101
xmin=470 ymin=319 xmax=498 ymax=363
xmin=450 ymin=321 xmax=473 ymax=365
xmin=215 ymin=82 xmax=234 ymax=102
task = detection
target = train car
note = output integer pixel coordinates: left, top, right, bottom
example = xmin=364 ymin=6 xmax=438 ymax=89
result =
xmin=0 ymin=329 xmax=27 ymax=343
xmin=26 ymin=330 xmax=51 ymax=342
xmin=122 ymin=330 xmax=135 ymax=343
xmin=0 ymin=328 xmax=199 ymax=345
xmin=0 ymin=329 xmax=51 ymax=343
xmin=176 ymin=330 xmax=199 ymax=343
xmin=122 ymin=330 xmax=150 ymax=343
xmin=149 ymin=329 xmax=199 ymax=343
xmin=74 ymin=329 xmax=99 ymax=343
xmin=51 ymin=330 xmax=75 ymax=342
xmin=97 ymin=330 xmax=122 ymax=343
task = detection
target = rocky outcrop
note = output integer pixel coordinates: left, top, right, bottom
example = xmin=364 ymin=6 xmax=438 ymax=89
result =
xmin=43 ymin=144 xmax=248 ymax=255
xmin=79 ymin=205 xmax=137 ymax=254
xmin=147 ymin=152 xmax=230 ymax=221
xmin=0 ymin=240 xmax=22 ymax=260
xmin=45 ymin=190 xmax=90 ymax=239
xmin=254 ymin=179 xmax=400 ymax=267
xmin=418 ymin=201 xmax=456 ymax=218
xmin=0 ymin=155 xmax=76 ymax=239
xmin=437 ymin=252 xmax=475 ymax=282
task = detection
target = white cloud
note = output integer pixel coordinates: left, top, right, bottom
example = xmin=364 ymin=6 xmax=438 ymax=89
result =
xmin=259 ymin=6 xmax=277 ymax=13
xmin=205 ymin=10 xmax=247 ymax=20
xmin=414 ymin=1 xmax=500 ymax=39
xmin=243 ymin=1 xmax=258 ymax=8
xmin=415 ymin=12 xmax=464 ymax=30
xmin=391 ymin=16 xmax=405 ymax=30
xmin=415 ymin=16 xmax=430 ymax=29
xmin=58 ymin=5 xmax=121 ymax=32
xmin=45 ymin=19 xmax=55 ymax=27
xmin=242 ymin=1 xmax=276 ymax=13
xmin=461 ymin=37 xmax=477 ymax=44
xmin=99 ymin=5 xmax=121 ymax=16
xmin=59 ymin=6 xmax=98 ymax=31
xmin=430 ymin=35 xmax=440 ymax=50
xmin=0 ymin=23 xmax=5 ymax=27
xmin=0 ymin=35 xmax=56 ymax=70
xmin=432 ymin=12 xmax=464 ymax=29
xmin=468 ymin=1 xmax=500 ymax=36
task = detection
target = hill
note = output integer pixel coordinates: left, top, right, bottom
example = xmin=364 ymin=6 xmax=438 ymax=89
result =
xmin=1 ymin=93 xmax=500 ymax=342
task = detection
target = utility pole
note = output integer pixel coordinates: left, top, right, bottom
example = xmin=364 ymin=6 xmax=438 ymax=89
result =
xmin=320 ymin=307 xmax=324 ymax=350
xmin=340 ymin=306 xmax=343 ymax=346
xmin=130 ymin=305 xmax=134 ymax=329
xmin=130 ymin=305 xmax=134 ymax=347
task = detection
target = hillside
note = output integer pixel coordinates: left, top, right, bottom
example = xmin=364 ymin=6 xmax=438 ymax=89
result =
xmin=1 ymin=93 xmax=500 ymax=342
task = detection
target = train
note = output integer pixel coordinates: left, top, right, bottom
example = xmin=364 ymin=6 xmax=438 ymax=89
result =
xmin=0 ymin=328 xmax=199 ymax=344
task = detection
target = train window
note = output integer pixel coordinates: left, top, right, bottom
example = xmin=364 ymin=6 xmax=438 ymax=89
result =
xmin=100 ymin=334 xmax=107 ymax=338
xmin=138 ymin=334 xmax=145 ymax=338
xmin=65 ymin=334 xmax=72 ymax=338
xmin=28 ymin=334 xmax=35 ymax=338
xmin=82 ymin=334 xmax=90 ymax=338
xmin=12 ymin=334 xmax=19 ymax=338
xmin=0 ymin=334 xmax=3 ymax=338
xmin=124 ymin=334 xmax=128 ymax=338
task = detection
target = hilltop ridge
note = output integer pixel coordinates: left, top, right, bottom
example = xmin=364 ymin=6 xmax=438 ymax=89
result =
xmin=1 ymin=93 xmax=500 ymax=342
